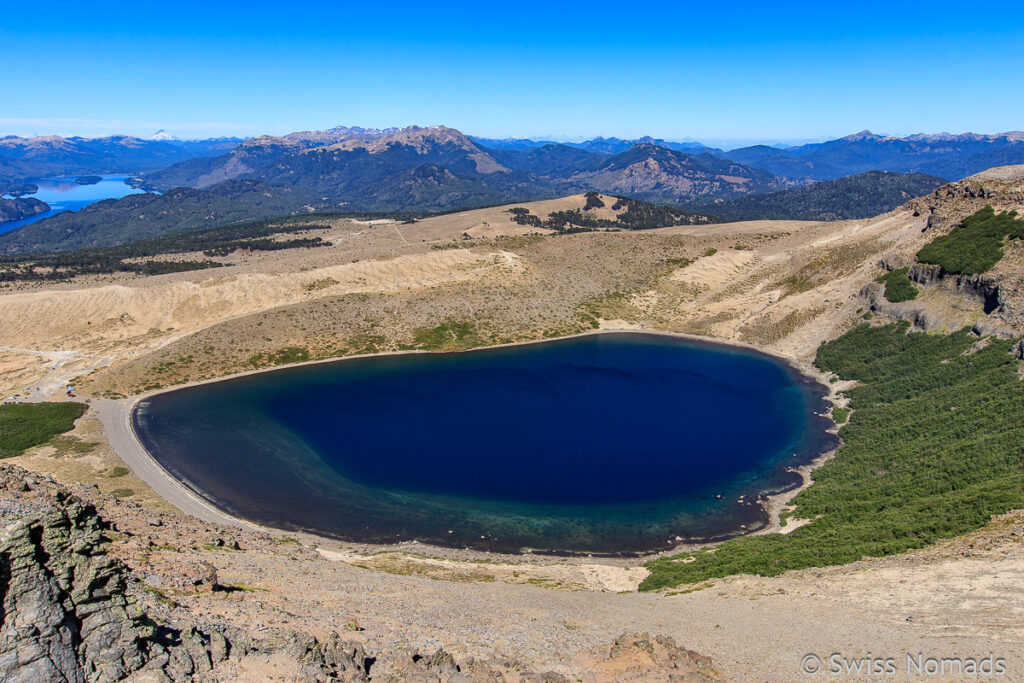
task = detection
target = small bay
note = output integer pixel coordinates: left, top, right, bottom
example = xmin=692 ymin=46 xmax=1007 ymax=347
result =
xmin=0 ymin=175 xmax=147 ymax=233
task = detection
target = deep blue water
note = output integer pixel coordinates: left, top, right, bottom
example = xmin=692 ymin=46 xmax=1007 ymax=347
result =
xmin=0 ymin=175 xmax=147 ymax=233
xmin=133 ymin=332 xmax=837 ymax=554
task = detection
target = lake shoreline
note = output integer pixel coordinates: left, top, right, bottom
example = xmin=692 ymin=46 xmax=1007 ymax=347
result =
xmin=102 ymin=327 xmax=840 ymax=562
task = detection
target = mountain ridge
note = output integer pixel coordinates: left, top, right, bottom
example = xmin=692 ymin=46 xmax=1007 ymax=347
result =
xmin=0 ymin=134 xmax=243 ymax=179
xmin=141 ymin=127 xmax=787 ymax=209
xmin=725 ymin=131 xmax=1024 ymax=181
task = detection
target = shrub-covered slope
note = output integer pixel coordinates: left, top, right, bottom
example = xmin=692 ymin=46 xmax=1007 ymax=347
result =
xmin=642 ymin=323 xmax=1024 ymax=590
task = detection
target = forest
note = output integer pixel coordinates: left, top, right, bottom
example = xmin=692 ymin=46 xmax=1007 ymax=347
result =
xmin=508 ymin=194 xmax=717 ymax=232
xmin=0 ymin=215 xmax=334 ymax=282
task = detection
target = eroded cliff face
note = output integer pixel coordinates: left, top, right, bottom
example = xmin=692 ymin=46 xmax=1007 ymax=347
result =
xmin=0 ymin=466 xmax=721 ymax=682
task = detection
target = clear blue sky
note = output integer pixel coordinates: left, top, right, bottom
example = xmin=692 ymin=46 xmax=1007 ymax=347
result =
xmin=2 ymin=0 xmax=1022 ymax=144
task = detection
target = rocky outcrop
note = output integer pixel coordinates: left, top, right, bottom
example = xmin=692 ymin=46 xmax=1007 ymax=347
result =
xmin=907 ymin=263 xmax=1004 ymax=314
xmin=954 ymin=273 xmax=1003 ymax=315
xmin=861 ymin=278 xmax=1015 ymax=336
xmin=0 ymin=481 xmax=150 ymax=682
xmin=907 ymin=263 xmax=943 ymax=286
xmin=904 ymin=169 xmax=1024 ymax=235
xmin=0 ymin=467 xmax=373 ymax=682
xmin=589 ymin=632 xmax=723 ymax=682
xmin=860 ymin=282 xmax=944 ymax=331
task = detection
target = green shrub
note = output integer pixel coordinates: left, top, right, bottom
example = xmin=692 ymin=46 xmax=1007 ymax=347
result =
xmin=413 ymin=320 xmax=481 ymax=350
xmin=269 ymin=347 xmax=310 ymax=365
xmin=583 ymin=191 xmax=606 ymax=211
xmin=880 ymin=267 xmax=918 ymax=302
xmin=508 ymin=197 xmax=715 ymax=233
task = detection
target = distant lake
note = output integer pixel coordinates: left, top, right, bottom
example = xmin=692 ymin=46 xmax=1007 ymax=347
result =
xmin=0 ymin=175 xmax=146 ymax=234
xmin=133 ymin=332 xmax=837 ymax=555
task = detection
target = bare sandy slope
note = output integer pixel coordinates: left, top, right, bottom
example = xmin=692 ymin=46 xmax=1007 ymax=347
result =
xmin=0 ymin=247 xmax=517 ymax=400
xmin=0 ymin=250 xmax=512 ymax=350
xmin=403 ymin=193 xmax=618 ymax=241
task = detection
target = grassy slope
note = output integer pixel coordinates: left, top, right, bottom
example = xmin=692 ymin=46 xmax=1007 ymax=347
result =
xmin=641 ymin=323 xmax=1024 ymax=590
xmin=0 ymin=402 xmax=88 ymax=459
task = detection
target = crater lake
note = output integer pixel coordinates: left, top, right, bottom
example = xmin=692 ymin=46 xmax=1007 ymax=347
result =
xmin=132 ymin=332 xmax=838 ymax=555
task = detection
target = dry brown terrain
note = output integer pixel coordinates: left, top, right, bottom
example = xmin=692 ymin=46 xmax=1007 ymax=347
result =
xmin=3 ymin=171 xmax=1024 ymax=680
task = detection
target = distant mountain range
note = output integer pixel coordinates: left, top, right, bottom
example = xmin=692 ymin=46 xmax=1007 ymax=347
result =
xmin=130 ymin=125 xmax=1024 ymax=210
xmin=140 ymin=127 xmax=566 ymax=212
xmin=3 ymin=127 xmax=1022 ymax=190
xmin=0 ymin=134 xmax=243 ymax=179
xmin=723 ymin=130 xmax=1024 ymax=181
xmin=3 ymin=124 xmax=1021 ymax=255
xmin=139 ymin=126 xmax=791 ymax=209
xmin=474 ymin=135 xmax=719 ymax=155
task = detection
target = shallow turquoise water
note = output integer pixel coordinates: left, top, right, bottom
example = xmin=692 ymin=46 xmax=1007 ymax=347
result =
xmin=133 ymin=332 xmax=837 ymax=554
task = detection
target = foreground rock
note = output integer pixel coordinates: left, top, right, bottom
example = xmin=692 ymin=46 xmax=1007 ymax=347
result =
xmin=0 ymin=465 xmax=721 ymax=682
